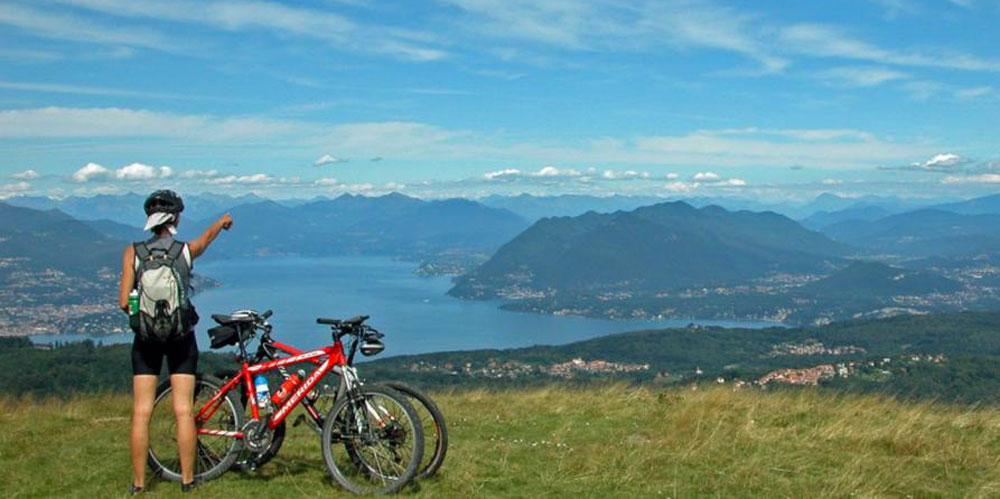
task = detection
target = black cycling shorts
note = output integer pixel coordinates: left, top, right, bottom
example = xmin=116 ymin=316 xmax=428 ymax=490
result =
xmin=131 ymin=333 xmax=199 ymax=376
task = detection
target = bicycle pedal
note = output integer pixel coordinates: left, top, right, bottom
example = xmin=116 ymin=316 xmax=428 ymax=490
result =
xmin=292 ymin=414 xmax=307 ymax=427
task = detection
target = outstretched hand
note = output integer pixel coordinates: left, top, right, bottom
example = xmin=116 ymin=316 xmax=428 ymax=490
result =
xmin=219 ymin=213 xmax=233 ymax=230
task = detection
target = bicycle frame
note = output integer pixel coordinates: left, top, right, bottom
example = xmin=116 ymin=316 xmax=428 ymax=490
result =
xmin=195 ymin=340 xmax=347 ymax=438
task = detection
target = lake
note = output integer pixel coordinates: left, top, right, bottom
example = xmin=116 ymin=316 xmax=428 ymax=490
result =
xmin=33 ymin=256 xmax=779 ymax=356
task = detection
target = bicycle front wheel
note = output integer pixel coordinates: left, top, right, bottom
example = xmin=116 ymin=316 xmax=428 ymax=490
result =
xmin=321 ymin=384 xmax=424 ymax=494
xmin=148 ymin=374 xmax=243 ymax=482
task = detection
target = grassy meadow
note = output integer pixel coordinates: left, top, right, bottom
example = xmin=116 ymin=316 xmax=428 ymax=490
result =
xmin=2 ymin=385 xmax=1000 ymax=498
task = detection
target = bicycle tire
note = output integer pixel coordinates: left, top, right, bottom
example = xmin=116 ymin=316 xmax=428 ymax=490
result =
xmin=382 ymin=381 xmax=448 ymax=479
xmin=147 ymin=374 xmax=243 ymax=482
xmin=321 ymin=384 xmax=424 ymax=494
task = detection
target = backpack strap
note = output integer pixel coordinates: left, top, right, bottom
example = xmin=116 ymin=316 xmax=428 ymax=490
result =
xmin=134 ymin=242 xmax=151 ymax=261
xmin=133 ymin=242 xmax=151 ymax=273
xmin=165 ymin=240 xmax=184 ymax=264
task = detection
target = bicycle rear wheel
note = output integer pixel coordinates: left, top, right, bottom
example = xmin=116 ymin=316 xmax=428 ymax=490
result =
xmin=148 ymin=374 xmax=243 ymax=482
xmin=383 ymin=381 xmax=448 ymax=480
xmin=321 ymin=384 xmax=423 ymax=494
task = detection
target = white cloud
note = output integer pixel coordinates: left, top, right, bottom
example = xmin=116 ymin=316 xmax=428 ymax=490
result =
xmin=715 ymin=178 xmax=747 ymax=187
xmin=663 ymin=181 xmax=699 ymax=193
xmin=72 ymin=161 xmax=175 ymax=182
xmin=483 ymin=166 xmax=585 ymax=181
xmin=48 ymin=0 xmax=448 ymax=61
xmin=0 ymin=181 xmax=31 ymax=196
xmin=179 ymin=169 xmax=220 ymax=178
xmin=922 ymin=153 xmax=966 ymax=168
xmin=208 ymin=173 xmax=273 ymax=185
xmin=940 ymin=174 xmax=1000 ymax=185
xmin=114 ymin=162 xmax=173 ymax=180
xmin=12 ymin=169 xmax=39 ymax=180
xmin=901 ymin=80 xmax=945 ymax=101
xmin=532 ymin=166 xmax=579 ymax=177
xmin=693 ymin=172 xmax=720 ymax=181
xmin=822 ymin=178 xmax=843 ymax=185
xmin=954 ymin=86 xmax=995 ymax=100
xmin=444 ymin=0 xmax=785 ymax=72
xmin=314 ymin=154 xmax=344 ymax=166
xmin=384 ymin=182 xmax=406 ymax=190
xmin=601 ymin=170 xmax=650 ymax=180
xmin=778 ymin=23 xmax=1000 ymax=72
xmin=0 ymin=107 xmax=307 ymax=140
xmin=484 ymin=169 xmax=521 ymax=180
xmin=312 ymin=177 xmax=374 ymax=192
xmin=0 ymin=3 xmax=178 ymax=51
xmin=71 ymin=162 xmax=110 ymax=182
xmin=813 ymin=66 xmax=909 ymax=87
xmin=0 ymin=80 xmax=200 ymax=100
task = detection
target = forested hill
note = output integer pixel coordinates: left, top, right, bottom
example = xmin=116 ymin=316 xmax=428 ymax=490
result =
xmin=450 ymin=201 xmax=846 ymax=299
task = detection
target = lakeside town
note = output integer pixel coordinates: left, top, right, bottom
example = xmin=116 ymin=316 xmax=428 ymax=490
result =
xmin=0 ymin=259 xmax=220 ymax=337
xmin=398 ymin=346 xmax=949 ymax=389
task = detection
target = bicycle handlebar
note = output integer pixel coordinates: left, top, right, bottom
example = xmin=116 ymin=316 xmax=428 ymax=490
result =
xmin=261 ymin=309 xmax=273 ymax=319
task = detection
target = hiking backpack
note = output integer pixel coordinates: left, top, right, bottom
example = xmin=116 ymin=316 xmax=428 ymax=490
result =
xmin=131 ymin=240 xmax=194 ymax=342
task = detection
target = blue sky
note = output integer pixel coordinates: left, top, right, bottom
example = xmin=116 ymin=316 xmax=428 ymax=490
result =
xmin=0 ymin=0 xmax=998 ymax=200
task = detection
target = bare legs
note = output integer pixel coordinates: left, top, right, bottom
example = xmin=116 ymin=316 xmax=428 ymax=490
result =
xmin=130 ymin=375 xmax=158 ymax=488
xmin=130 ymin=373 xmax=197 ymax=487
xmin=170 ymin=374 xmax=197 ymax=485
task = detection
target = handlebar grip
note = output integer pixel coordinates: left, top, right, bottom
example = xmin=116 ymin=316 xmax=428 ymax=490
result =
xmin=261 ymin=310 xmax=273 ymax=319
xmin=317 ymin=317 xmax=340 ymax=325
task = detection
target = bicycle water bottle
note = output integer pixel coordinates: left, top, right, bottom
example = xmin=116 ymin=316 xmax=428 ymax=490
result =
xmin=271 ymin=373 xmax=303 ymax=406
xmin=254 ymin=375 xmax=272 ymax=412
xmin=128 ymin=290 xmax=139 ymax=315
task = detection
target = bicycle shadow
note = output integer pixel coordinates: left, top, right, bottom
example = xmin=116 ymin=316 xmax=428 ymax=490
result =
xmin=233 ymin=456 xmax=321 ymax=482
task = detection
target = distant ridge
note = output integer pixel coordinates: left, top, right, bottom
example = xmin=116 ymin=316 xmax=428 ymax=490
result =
xmin=821 ymin=209 xmax=1000 ymax=257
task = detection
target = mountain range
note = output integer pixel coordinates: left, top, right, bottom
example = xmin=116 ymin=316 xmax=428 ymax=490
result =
xmin=186 ymin=193 xmax=529 ymax=259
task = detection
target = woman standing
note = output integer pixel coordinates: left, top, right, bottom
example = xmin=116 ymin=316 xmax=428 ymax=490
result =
xmin=118 ymin=190 xmax=232 ymax=493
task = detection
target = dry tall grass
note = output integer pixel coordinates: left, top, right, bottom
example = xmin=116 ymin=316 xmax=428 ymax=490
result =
xmin=2 ymin=386 xmax=999 ymax=497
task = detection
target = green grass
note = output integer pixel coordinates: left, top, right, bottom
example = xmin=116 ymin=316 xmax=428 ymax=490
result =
xmin=3 ymin=386 xmax=1000 ymax=497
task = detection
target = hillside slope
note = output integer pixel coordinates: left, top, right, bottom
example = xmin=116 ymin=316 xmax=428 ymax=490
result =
xmin=0 ymin=202 xmax=123 ymax=277
xmin=2 ymin=387 xmax=998 ymax=497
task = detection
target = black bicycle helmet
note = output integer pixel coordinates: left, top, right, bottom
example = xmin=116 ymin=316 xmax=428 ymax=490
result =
xmin=144 ymin=189 xmax=184 ymax=215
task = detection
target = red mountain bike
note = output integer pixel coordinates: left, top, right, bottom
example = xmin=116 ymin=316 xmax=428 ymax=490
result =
xmin=147 ymin=310 xmax=424 ymax=494
xmin=213 ymin=312 xmax=448 ymax=481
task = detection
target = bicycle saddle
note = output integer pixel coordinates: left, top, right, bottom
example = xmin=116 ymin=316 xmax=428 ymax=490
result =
xmin=316 ymin=315 xmax=370 ymax=327
xmin=212 ymin=310 xmax=258 ymax=325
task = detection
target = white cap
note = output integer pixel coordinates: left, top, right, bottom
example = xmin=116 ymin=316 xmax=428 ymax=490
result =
xmin=143 ymin=212 xmax=177 ymax=234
